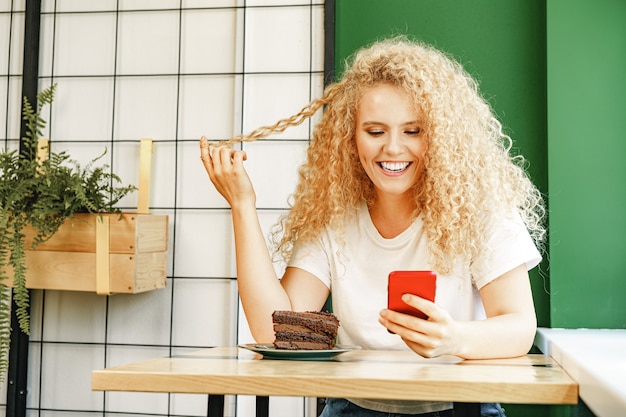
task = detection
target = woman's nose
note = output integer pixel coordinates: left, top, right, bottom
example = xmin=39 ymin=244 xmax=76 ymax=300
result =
xmin=384 ymin=130 xmax=403 ymax=154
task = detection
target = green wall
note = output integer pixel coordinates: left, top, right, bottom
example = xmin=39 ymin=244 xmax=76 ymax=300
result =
xmin=547 ymin=0 xmax=626 ymax=329
xmin=334 ymin=0 xmax=551 ymax=327
xmin=334 ymin=0 xmax=626 ymax=331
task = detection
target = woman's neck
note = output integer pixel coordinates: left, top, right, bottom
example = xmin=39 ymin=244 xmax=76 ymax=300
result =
xmin=368 ymin=195 xmax=417 ymax=239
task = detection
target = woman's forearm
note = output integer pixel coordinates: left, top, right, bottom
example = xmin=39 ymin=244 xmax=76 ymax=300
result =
xmin=453 ymin=312 xmax=537 ymax=359
xmin=231 ymin=202 xmax=292 ymax=342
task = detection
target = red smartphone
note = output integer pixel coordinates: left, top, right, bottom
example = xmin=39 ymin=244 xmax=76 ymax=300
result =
xmin=387 ymin=270 xmax=437 ymax=320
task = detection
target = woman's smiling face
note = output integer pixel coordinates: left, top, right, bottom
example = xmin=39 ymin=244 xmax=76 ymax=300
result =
xmin=355 ymin=83 xmax=428 ymax=200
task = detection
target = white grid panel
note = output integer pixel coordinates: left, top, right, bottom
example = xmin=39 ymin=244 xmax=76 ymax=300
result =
xmin=0 ymin=1 xmax=325 ymax=416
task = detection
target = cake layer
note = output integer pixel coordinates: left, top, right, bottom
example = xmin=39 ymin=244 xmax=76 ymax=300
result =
xmin=274 ymin=340 xmax=331 ymax=350
xmin=274 ymin=331 xmax=333 ymax=344
xmin=272 ymin=310 xmax=340 ymax=350
xmin=274 ymin=323 xmax=317 ymax=334
xmin=272 ymin=311 xmax=339 ymax=337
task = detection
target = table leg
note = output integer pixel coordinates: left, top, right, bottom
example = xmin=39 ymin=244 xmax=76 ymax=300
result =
xmin=256 ymin=396 xmax=270 ymax=417
xmin=206 ymin=397 xmax=479 ymax=417
xmin=453 ymin=402 xmax=481 ymax=417
xmin=208 ymin=394 xmax=225 ymax=417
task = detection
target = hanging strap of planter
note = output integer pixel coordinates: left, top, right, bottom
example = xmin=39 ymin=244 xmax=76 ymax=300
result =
xmin=96 ymin=138 xmax=154 ymax=295
xmin=137 ymin=138 xmax=153 ymax=215
xmin=95 ymin=216 xmax=111 ymax=295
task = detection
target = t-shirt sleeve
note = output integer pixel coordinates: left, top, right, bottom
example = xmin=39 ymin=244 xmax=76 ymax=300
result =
xmin=287 ymin=235 xmax=332 ymax=289
xmin=472 ymin=212 xmax=542 ymax=290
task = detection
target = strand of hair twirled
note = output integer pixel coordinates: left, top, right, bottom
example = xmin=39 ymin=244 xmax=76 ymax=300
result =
xmin=210 ymin=83 xmax=341 ymax=146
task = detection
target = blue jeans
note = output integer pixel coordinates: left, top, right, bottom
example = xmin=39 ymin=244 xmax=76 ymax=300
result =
xmin=318 ymin=398 xmax=506 ymax=417
xmin=480 ymin=403 xmax=506 ymax=417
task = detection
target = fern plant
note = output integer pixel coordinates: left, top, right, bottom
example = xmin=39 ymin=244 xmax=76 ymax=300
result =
xmin=0 ymin=84 xmax=136 ymax=380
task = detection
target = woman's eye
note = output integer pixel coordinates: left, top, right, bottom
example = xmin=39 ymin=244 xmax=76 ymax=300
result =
xmin=367 ymin=130 xmax=384 ymax=137
xmin=405 ymin=128 xmax=422 ymax=135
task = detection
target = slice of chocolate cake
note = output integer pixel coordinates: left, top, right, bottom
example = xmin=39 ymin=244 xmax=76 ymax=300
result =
xmin=272 ymin=310 xmax=340 ymax=350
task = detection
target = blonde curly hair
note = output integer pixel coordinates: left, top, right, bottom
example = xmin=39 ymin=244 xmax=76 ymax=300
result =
xmin=224 ymin=36 xmax=546 ymax=275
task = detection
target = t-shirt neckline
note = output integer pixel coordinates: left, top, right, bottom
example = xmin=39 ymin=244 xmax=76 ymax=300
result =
xmin=359 ymin=202 xmax=422 ymax=248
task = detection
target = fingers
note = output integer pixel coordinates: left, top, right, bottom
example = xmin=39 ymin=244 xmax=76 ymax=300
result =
xmin=378 ymin=295 xmax=438 ymax=340
xmin=379 ymin=309 xmax=439 ymax=358
xmin=401 ymin=294 xmax=438 ymax=319
xmin=379 ymin=308 xmax=426 ymax=334
xmin=379 ymin=295 xmax=457 ymax=358
xmin=198 ymin=137 xmax=255 ymax=207
xmin=199 ymin=137 xmax=247 ymax=165
xmin=199 ymin=137 xmax=250 ymax=194
xmin=380 ymin=294 xmax=437 ymax=324
xmin=199 ymin=136 xmax=215 ymax=168
xmin=199 ymin=137 xmax=232 ymax=162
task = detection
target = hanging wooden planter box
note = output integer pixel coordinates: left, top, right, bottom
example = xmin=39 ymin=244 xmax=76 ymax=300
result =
xmin=20 ymin=212 xmax=168 ymax=295
xmin=5 ymin=138 xmax=168 ymax=295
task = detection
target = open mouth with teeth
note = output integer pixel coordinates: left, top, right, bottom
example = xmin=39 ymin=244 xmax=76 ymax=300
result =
xmin=379 ymin=161 xmax=411 ymax=173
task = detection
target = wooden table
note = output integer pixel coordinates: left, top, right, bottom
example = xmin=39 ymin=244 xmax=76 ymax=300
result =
xmin=92 ymin=346 xmax=578 ymax=417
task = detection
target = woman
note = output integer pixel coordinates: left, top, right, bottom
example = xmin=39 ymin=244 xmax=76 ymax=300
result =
xmin=200 ymin=37 xmax=545 ymax=417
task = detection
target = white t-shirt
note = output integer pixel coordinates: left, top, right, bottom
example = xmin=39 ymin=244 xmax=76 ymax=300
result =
xmin=288 ymin=202 xmax=541 ymax=413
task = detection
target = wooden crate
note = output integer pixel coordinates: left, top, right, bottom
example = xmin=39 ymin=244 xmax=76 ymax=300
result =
xmin=4 ymin=139 xmax=168 ymax=295
xmin=18 ymin=212 xmax=168 ymax=295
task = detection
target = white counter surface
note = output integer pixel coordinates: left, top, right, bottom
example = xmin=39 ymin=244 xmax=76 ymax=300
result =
xmin=535 ymin=327 xmax=626 ymax=417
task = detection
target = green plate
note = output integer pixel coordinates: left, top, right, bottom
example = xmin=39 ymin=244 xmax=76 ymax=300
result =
xmin=238 ymin=343 xmax=360 ymax=361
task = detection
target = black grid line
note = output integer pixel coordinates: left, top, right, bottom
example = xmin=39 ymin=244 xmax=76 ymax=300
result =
xmin=37 ymin=29 xmax=50 ymax=398
xmin=234 ymin=3 xmax=248 ymax=414
xmin=100 ymin=2 xmax=119 ymax=412
xmin=1 ymin=4 xmax=23 ymax=145
xmin=165 ymin=0 xmax=184 ymax=414
xmin=38 ymin=70 xmax=324 ymax=78
xmin=38 ymin=3 xmax=325 ymax=15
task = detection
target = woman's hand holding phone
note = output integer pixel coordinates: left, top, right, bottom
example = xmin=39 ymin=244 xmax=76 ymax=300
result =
xmin=380 ymin=270 xmax=462 ymax=358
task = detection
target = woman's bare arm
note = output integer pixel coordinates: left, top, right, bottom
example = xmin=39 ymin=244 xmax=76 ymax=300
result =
xmin=200 ymin=137 xmax=329 ymax=341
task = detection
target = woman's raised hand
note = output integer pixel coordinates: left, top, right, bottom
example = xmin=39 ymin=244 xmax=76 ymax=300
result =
xmin=200 ymin=136 xmax=256 ymax=208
